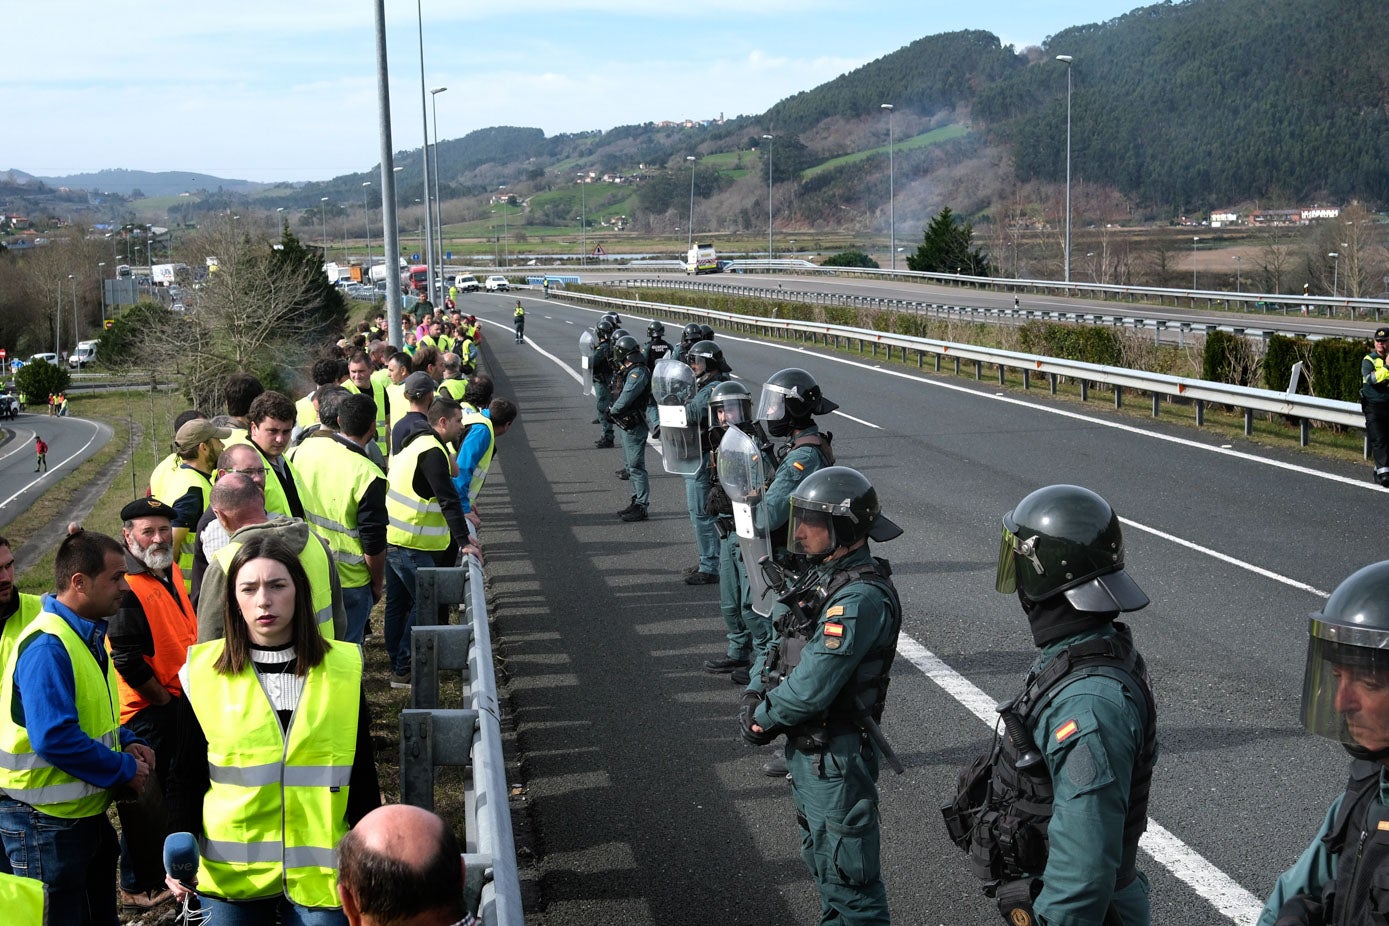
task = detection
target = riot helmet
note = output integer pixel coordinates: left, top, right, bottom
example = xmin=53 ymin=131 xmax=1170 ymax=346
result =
xmin=787 ymin=466 xmax=902 ymax=571
xmin=686 ymin=340 xmax=722 ymax=376
xmin=707 ymin=380 xmax=753 ymax=430
xmin=611 ymin=328 xmax=630 ymax=342
xmin=756 ymin=368 xmax=839 ymax=437
xmin=595 ymin=319 xmax=615 ymax=341
xmin=614 ymin=335 xmax=642 ymax=363
xmin=995 ymin=484 xmax=1148 ymax=614
xmin=680 ymin=323 xmax=703 ymax=346
xmin=601 ymin=311 xmax=622 ymax=327
xmin=1301 ymin=561 xmax=1389 ymax=760
xmin=699 ymin=324 xmax=715 ymax=341
xmin=647 ymin=320 xmax=666 ymax=339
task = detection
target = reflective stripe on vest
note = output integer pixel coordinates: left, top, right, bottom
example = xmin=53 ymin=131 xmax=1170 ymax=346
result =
xmin=292 ymin=437 xmax=383 ymax=588
xmin=458 ymin=407 xmax=496 ymax=504
xmin=183 ymin=640 xmax=361 ymax=908
xmin=0 ymin=610 xmax=122 ymax=817
xmin=386 ymin=435 xmax=450 ymax=550
xmin=213 ymin=534 xmax=336 ymax=638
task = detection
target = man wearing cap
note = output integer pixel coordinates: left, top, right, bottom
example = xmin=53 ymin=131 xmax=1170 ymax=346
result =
xmin=107 ymin=497 xmax=198 ymax=910
xmin=1362 ymin=327 xmax=1389 ymax=487
xmin=392 ymin=371 xmax=437 ymax=455
xmin=160 ymin=418 xmax=230 ymax=594
xmin=147 ymin=409 xmax=209 ymax=504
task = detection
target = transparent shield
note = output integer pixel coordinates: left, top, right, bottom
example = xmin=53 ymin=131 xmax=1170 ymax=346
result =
xmin=654 ymin=359 xmax=701 ymax=474
xmin=579 ymin=329 xmax=595 ymax=396
xmin=718 ymin=427 xmax=778 ymax=614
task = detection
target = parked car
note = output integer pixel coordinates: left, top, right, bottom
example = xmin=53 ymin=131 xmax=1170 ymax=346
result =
xmin=28 ymin=352 xmax=58 ymax=366
xmin=0 ymin=392 xmax=17 ymax=419
xmin=455 ymin=274 xmax=481 ymax=292
xmin=484 ymin=275 xmax=509 ymax=292
xmin=68 ymin=340 xmax=99 ymax=369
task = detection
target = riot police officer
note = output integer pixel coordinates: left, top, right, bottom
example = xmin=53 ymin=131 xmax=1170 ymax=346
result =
xmin=944 ymin=484 xmax=1155 ymax=926
xmin=608 ymin=335 xmax=653 ymax=522
xmin=1259 ymin=560 xmax=1389 ymax=925
xmin=678 ymin=340 xmax=729 ymax=585
xmin=591 ymin=320 xmax=617 ymax=448
xmin=739 ymin=466 xmax=903 ymax=926
xmin=673 ymin=322 xmax=703 ymax=362
xmin=644 ymin=321 xmax=676 ymax=433
xmin=746 ymin=368 xmax=839 ymax=699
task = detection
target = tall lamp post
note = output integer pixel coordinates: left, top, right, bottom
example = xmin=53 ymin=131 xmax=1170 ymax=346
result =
xmin=578 ymin=174 xmax=587 ymax=268
xmin=415 ymin=0 xmax=436 ymax=307
xmin=881 ymin=103 xmax=895 ymax=271
xmin=362 ymin=182 xmax=373 ymax=275
xmin=98 ymin=262 xmax=106 ymax=330
xmin=430 ymin=86 xmax=446 ymax=298
xmin=320 ymin=197 xmax=329 ymax=255
xmin=686 ymin=155 xmax=697 ymax=251
xmin=68 ymin=274 xmax=76 ymax=353
xmin=1329 ymin=251 xmax=1340 ymax=297
xmin=1192 ymin=236 xmax=1200 ymax=289
xmin=1056 ymin=55 xmax=1073 ymax=285
xmin=1233 ymin=255 xmax=1243 ymax=293
xmin=762 ymin=134 xmax=774 ymax=261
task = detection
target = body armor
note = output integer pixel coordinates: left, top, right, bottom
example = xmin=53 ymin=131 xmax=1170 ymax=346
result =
xmin=1285 ymin=760 xmax=1389 ymax=925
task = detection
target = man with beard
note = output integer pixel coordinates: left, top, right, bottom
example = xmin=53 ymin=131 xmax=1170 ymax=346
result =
xmin=107 ymin=497 xmax=198 ymax=911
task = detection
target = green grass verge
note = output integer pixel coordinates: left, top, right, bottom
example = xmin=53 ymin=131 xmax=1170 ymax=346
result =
xmin=802 ymin=124 xmax=970 ymax=179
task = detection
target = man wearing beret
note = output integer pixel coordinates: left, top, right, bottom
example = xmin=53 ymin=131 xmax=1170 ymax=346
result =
xmin=107 ymin=497 xmax=198 ymax=910
xmin=1362 ymin=326 xmax=1389 ymax=486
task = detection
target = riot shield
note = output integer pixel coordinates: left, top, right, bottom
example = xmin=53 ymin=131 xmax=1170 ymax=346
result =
xmin=717 ymin=426 xmax=778 ymax=615
xmin=579 ymin=329 xmax=595 ymax=396
xmin=653 ymin=358 xmax=701 ymax=475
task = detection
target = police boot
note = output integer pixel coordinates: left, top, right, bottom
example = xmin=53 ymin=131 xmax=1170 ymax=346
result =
xmin=620 ymin=503 xmax=648 ymax=522
xmin=616 ymin=496 xmax=639 ymax=517
xmin=761 ymin=753 xmax=789 ymax=778
xmin=616 ymin=467 xmax=630 ymax=480
xmin=594 ymin=436 xmax=615 ymax=449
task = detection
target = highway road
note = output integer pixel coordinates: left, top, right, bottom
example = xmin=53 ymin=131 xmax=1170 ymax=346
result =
xmin=461 ymin=290 xmax=1371 ymax=925
xmin=0 ymin=410 xmax=112 ymax=532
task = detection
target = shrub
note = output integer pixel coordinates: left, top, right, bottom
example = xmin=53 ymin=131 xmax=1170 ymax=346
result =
xmin=16 ymin=358 xmax=71 ymax=400
xmin=1201 ymin=331 xmax=1258 ymax=387
xmin=821 ymin=250 xmax=879 ymax=269
xmin=1263 ymin=335 xmax=1314 ymax=393
xmin=1306 ymin=338 xmax=1365 ymax=403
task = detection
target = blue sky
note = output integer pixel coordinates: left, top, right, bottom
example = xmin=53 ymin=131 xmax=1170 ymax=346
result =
xmin=5 ymin=1 xmax=1147 ymax=184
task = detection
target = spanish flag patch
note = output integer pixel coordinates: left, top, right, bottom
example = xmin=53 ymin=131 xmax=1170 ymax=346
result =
xmin=792 ymin=461 xmax=805 ymax=471
xmin=1054 ymin=720 xmax=1079 ymax=743
xmin=823 ymin=622 xmax=845 ymax=638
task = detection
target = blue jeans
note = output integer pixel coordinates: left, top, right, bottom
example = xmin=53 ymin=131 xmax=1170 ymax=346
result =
xmin=341 ymin=583 xmax=374 ymax=645
xmin=684 ymin=467 xmax=720 ymax=574
xmin=385 ymin=545 xmax=440 ymax=675
xmin=200 ymin=894 xmax=347 ymax=925
xmin=0 ymin=799 xmax=120 ymax=925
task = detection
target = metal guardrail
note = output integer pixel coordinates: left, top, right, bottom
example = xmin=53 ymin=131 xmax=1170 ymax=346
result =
xmin=399 ymin=551 xmax=522 ymax=926
xmin=553 ymin=287 xmax=1369 ymax=451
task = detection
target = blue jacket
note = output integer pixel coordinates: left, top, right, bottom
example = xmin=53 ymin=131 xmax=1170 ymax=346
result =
xmin=452 ymin=409 xmax=494 ymax=514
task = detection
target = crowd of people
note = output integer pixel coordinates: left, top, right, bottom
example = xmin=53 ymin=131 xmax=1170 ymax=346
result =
xmin=0 ymin=303 xmax=510 ymax=923
xmin=4 ymin=294 xmax=1389 ymax=926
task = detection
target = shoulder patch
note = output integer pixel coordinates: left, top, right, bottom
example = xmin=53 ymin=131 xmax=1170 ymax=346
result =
xmin=826 ymin=605 xmax=845 ymax=619
xmin=1053 ymin=719 xmax=1080 ymax=743
xmin=792 ymin=461 xmax=805 ymax=471
xmin=823 ymin=622 xmax=844 ymax=637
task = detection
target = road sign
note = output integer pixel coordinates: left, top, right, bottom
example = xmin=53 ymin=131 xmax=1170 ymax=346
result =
xmin=0 ymin=349 xmax=6 ymax=359
xmin=593 ymin=244 xmax=605 ymax=256
xmin=105 ymin=319 xmax=115 ymax=330
xmin=445 ymin=251 xmax=453 ymax=260
xmin=411 ymin=253 xmax=420 ymax=263
xmin=9 ymin=360 xmax=21 ymax=372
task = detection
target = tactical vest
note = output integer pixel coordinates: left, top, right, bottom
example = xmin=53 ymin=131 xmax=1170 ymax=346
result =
xmin=768 ymin=431 xmax=836 ymax=550
xmin=214 ymin=535 xmax=336 ymax=639
xmin=181 ymin=640 xmax=360 ymax=908
xmin=592 ymin=343 xmax=614 ymax=384
xmin=768 ymin=557 xmax=902 ymax=742
xmin=1310 ymin=759 xmax=1389 ymax=925
xmin=945 ymin=625 xmax=1156 ymax=891
xmin=645 ymin=339 xmax=672 ymax=371
xmin=293 ymin=436 xmax=384 ymax=590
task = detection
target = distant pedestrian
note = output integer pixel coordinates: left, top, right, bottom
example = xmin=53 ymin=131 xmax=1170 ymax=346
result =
xmin=513 ymin=300 xmax=525 ymax=343
xmin=33 ymin=435 xmax=47 ymax=472
xmin=46 ymin=393 xmax=54 ymax=417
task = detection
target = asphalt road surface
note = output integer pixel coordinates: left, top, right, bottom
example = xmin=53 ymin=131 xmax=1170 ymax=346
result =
xmin=0 ymin=409 xmax=113 ymax=532
xmin=461 ymin=292 xmax=1370 ymax=925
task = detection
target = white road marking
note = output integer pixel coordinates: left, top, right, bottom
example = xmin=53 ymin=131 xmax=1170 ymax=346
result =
xmin=895 ymin=635 xmax=1264 ymax=925
xmin=831 ymin=409 xmax=881 ymax=429
xmin=0 ymin=418 xmax=106 ymax=510
xmin=1120 ymin=516 xmax=1331 ymax=598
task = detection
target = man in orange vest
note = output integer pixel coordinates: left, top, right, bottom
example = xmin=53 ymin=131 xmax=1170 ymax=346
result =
xmin=106 ymin=497 xmax=197 ymax=911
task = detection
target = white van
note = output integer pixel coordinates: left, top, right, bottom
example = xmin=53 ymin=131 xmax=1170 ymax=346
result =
xmin=69 ymin=340 xmax=98 ymax=369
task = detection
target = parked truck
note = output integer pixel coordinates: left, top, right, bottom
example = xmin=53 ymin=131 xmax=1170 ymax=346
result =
xmin=685 ymin=243 xmax=718 ymax=274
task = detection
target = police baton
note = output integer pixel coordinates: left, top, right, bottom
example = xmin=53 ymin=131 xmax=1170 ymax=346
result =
xmin=853 ymin=698 xmax=904 ymax=775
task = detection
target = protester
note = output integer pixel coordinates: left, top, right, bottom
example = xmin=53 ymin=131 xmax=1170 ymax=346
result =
xmin=337 ymin=805 xmax=472 ymax=926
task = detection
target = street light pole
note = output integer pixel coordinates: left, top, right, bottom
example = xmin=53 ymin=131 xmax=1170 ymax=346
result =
xmin=362 ymin=182 xmax=373 ymax=276
xmin=686 ymin=156 xmax=697 ymax=251
xmin=881 ymin=103 xmax=894 ymax=271
xmin=430 ymin=86 xmax=447 ymax=299
xmin=764 ymin=135 xmax=775 ymax=261
xmin=1233 ymin=255 xmax=1242 ymax=293
xmin=415 ymin=0 xmax=436 ymax=306
xmin=578 ymin=175 xmax=586 ymax=268
xmin=320 ymin=197 xmax=329 ymax=256
xmin=1192 ymin=236 xmax=1200 ymax=289
xmin=98 ymin=262 xmax=106 ymax=330
xmin=1056 ymin=55 xmax=1073 ymax=285
xmin=69 ymin=274 xmax=77 ymax=348
xmin=1329 ymin=252 xmax=1340 ymax=297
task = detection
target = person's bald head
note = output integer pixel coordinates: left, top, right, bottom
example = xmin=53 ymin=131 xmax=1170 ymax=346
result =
xmin=337 ymin=804 xmax=464 ymax=925
xmin=209 ymin=472 xmax=267 ymax=534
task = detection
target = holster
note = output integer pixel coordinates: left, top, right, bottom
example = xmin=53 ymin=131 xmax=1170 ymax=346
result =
xmin=941 ymin=751 xmax=992 ymax=851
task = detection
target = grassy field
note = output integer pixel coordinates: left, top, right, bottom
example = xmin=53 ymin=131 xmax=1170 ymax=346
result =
xmin=802 ymin=124 xmax=971 ymax=180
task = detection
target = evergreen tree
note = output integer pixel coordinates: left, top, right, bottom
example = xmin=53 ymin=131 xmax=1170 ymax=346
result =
xmin=907 ymin=207 xmax=994 ymax=276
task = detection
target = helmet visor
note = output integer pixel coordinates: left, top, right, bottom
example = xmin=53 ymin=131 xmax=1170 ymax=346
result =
xmin=1300 ymin=617 xmax=1389 ymax=749
xmin=994 ymin=526 xmax=1042 ymax=594
xmin=789 ymin=501 xmax=837 ymax=560
xmin=756 ymin=383 xmax=791 ymax=423
xmin=712 ymin=396 xmax=751 ymax=428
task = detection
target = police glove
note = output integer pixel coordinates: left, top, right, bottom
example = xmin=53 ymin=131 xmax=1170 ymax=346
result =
xmin=739 ymin=690 xmax=777 ymax=746
xmin=1272 ymin=894 xmax=1323 ymax=926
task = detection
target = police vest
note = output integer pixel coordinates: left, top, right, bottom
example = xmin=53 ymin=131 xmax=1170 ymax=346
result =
xmin=293 ymin=437 xmax=384 ymax=590
xmin=0 ymin=593 xmax=44 ymax=682
xmin=457 ymin=407 xmax=496 ymax=505
xmin=1306 ymin=759 xmax=1389 ymax=925
xmin=213 ymin=535 xmax=336 ymax=639
xmin=161 ymin=464 xmax=214 ymax=590
xmin=386 ymin=434 xmax=451 ymax=551
xmin=0 ymin=610 xmax=122 ymax=818
xmin=111 ymin=570 xmax=197 ymax=724
xmin=181 ymin=640 xmax=361 ymax=908
xmin=0 ymin=871 xmax=45 ymax=923
xmin=514 ymin=305 xmax=525 ymax=319
xmin=945 ymin=624 xmax=1156 ymax=889
xmin=769 ymin=557 xmax=902 ymax=739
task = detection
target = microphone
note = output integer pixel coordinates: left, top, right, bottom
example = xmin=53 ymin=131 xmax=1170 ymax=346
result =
xmin=163 ymin=832 xmax=201 ymax=886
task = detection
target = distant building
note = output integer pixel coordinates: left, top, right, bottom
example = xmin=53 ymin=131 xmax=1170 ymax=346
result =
xmin=1302 ymin=205 xmax=1341 ymax=221
xmin=1210 ymin=210 xmax=1240 ymax=227
xmin=1252 ymin=209 xmax=1302 ymax=226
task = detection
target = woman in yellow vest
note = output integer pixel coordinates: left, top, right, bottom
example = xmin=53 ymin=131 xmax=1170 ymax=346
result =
xmin=164 ymin=534 xmax=380 ymax=924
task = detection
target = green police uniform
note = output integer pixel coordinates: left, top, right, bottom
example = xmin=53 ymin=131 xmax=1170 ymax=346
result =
xmin=753 ymin=545 xmax=901 ymax=925
xmin=608 ymin=357 xmax=652 ymax=511
xmin=592 ymin=341 xmax=615 ymax=444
